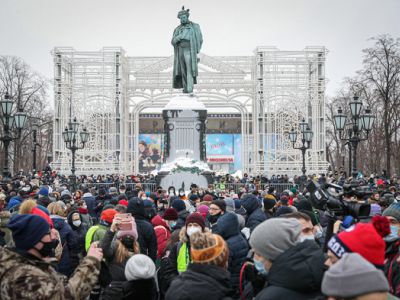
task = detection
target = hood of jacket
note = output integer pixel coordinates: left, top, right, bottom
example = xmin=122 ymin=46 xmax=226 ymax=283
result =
xmin=50 ymin=215 xmax=67 ymax=231
xmin=151 ymin=214 xmax=169 ymax=230
xmin=241 ymin=194 xmax=260 ymax=214
xmin=67 ymin=210 xmax=84 ymax=229
xmin=127 ymin=197 xmax=145 ymax=218
xmin=217 ymin=212 xmax=240 ymax=240
xmin=267 ymin=240 xmax=325 ymax=293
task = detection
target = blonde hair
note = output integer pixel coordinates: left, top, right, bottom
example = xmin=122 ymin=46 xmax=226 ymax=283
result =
xmin=47 ymin=202 xmax=65 ymax=217
xmin=19 ymin=199 xmax=37 ymax=214
xmin=115 ymin=239 xmax=140 ymax=264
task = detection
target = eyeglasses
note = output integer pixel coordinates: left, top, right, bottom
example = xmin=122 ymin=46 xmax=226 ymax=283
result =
xmin=209 ymin=207 xmax=221 ymax=212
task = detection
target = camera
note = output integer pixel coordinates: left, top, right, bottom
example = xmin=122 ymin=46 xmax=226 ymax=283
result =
xmin=306 ymin=181 xmax=370 ymax=218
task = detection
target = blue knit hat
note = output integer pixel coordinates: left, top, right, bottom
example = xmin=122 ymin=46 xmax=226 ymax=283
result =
xmin=38 ymin=186 xmax=49 ymax=196
xmin=383 ymin=203 xmax=400 ymax=222
xmin=7 ymin=214 xmax=50 ymax=250
xmin=171 ymin=199 xmax=186 ymax=212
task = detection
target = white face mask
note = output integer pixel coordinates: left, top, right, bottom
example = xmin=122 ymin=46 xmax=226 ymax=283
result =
xmin=72 ymin=220 xmax=81 ymax=227
xmin=187 ymin=226 xmax=201 ymax=237
xmin=299 ymin=235 xmax=315 ymax=242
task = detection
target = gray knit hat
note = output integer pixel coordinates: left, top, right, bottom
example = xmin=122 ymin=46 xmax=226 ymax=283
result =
xmin=224 ymin=198 xmax=235 ymax=213
xmin=322 ymin=253 xmax=389 ymax=298
xmin=383 ymin=203 xmax=400 ymax=222
xmin=249 ymin=218 xmax=302 ymax=261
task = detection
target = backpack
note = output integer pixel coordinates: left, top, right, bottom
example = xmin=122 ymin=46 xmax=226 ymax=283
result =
xmin=85 ymin=225 xmax=99 ymax=251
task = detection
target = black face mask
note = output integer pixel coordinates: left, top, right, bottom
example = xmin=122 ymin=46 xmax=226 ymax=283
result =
xmin=207 ymin=212 xmax=221 ymax=224
xmin=35 ymin=239 xmax=59 ymax=258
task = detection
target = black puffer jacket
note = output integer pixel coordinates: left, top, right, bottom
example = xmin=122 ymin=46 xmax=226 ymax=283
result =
xmin=127 ymin=198 xmax=157 ymax=261
xmin=217 ymin=212 xmax=249 ymax=291
xmin=241 ymin=194 xmax=266 ymax=232
xmin=175 ymin=210 xmax=189 ymax=230
xmin=165 ymin=263 xmax=233 ymax=300
xmin=101 ymin=278 xmax=158 ymax=300
xmin=255 ymin=240 xmax=325 ymax=300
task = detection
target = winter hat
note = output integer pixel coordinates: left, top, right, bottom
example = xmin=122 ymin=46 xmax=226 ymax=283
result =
xmin=38 ymin=186 xmax=49 ymax=196
xmin=163 ymin=208 xmax=178 ymax=220
xmin=383 ymin=203 xmax=400 ymax=222
xmin=296 ymin=199 xmax=313 ymax=212
xmin=190 ymin=232 xmax=229 ymax=268
xmin=263 ymin=198 xmax=276 ymax=210
xmin=369 ymin=203 xmax=382 ymax=216
xmin=190 ymin=194 xmax=199 ymax=202
xmin=100 ymin=209 xmax=117 ymax=224
xmin=185 ymin=212 xmax=205 ymax=230
xmin=203 ymin=194 xmax=214 ymax=202
xmin=61 ymin=190 xmax=71 ymax=198
xmin=143 ymin=199 xmax=153 ymax=208
xmin=118 ymin=194 xmax=127 ymax=201
xmin=249 ymin=218 xmax=302 ymax=261
xmin=116 ymin=217 xmax=138 ymax=240
xmin=197 ymin=205 xmax=209 ymax=220
xmin=109 ymin=187 xmax=118 ymax=193
xmin=327 ymin=216 xmax=390 ymax=266
xmin=322 ymin=253 xmax=389 ymax=298
xmin=31 ymin=207 xmax=53 ymax=228
xmin=211 ymin=199 xmax=226 ymax=212
xmin=224 ymin=198 xmax=235 ymax=212
xmin=7 ymin=214 xmax=50 ymax=250
xmin=125 ymin=254 xmax=156 ymax=281
xmin=83 ymin=192 xmax=93 ymax=198
xmin=171 ymin=199 xmax=186 ymax=212
xmin=118 ymin=199 xmax=129 ymax=207
xmin=274 ymin=206 xmax=293 ymax=217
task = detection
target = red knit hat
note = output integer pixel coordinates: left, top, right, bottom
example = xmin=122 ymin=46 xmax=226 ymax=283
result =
xmin=327 ymin=216 xmax=390 ymax=266
xmin=203 ymin=194 xmax=214 ymax=202
xmin=163 ymin=208 xmax=178 ymax=220
xmin=118 ymin=200 xmax=129 ymax=207
xmin=185 ymin=212 xmax=205 ymax=230
xmin=31 ymin=207 xmax=54 ymax=228
xmin=101 ymin=209 xmax=117 ymax=224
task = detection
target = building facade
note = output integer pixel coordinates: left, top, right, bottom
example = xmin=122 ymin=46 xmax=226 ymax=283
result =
xmin=52 ymin=46 xmax=329 ymax=176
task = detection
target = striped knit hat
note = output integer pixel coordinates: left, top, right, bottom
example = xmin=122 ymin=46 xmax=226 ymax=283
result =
xmin=190 ymin=232 xmax=229 ymax=268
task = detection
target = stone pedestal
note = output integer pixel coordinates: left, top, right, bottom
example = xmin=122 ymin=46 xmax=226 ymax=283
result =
xmin=157 ymin=94 xmax=213 ymax=190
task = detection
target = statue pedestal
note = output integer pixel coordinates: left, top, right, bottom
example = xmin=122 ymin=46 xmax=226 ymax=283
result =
xmin=157 ymin=94 xmax=213 ymax=190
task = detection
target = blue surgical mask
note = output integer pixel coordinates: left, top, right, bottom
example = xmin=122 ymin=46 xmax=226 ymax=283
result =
xmin=253 ymin=258 xmax=268 ymax=277
xmin=386 ymin=225 xmax=400 ymax=241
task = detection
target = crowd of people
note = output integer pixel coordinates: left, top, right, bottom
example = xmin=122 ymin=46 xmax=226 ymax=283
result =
xmin=0 ymin=170 xmax=400 ymax=299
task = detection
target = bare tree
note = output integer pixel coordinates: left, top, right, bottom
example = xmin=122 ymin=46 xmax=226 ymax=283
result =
xmin=0 ymin=56 xmax=51 ymax=174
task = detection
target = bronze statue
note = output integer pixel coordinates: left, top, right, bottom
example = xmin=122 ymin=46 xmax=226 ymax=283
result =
xmin=171 ymin=6 xmax=203 ymax=94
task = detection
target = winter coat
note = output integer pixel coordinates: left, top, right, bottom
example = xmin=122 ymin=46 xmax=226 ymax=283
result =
xmin=241 ymin=195 xmax=266 ymax=232
xmin=51 ymin=215 xmax=77 ymax=277
xmin=101 ymin=278 xmax=158 ymax=300
xmin=175 ymin=210 xmax=189 ymax=230
xmin=83 ymin=194 xmax=97 ymax=219
xmin=151 ymin=214 xmax=171 ymax=259
xmin=255 ymin=240 xmax=325 ymax=300
xmin=127 ymin=198 xmax=157 ymax=261
xmin=217 ymin=212 xmax=249 ymax=291
xmin=0 ymin=247 xmax=100 ymax=299
xmin=6 ymin=195 xmax=22 ymax=211
xmin=67 ymin=211 xmax=88 ymax=271
xmin=165 ymin=263 xmax=233 ymax=300
xmin=385 ymin=239 xmax=400 ymax=296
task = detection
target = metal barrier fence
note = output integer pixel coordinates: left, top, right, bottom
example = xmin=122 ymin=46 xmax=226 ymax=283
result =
xmin=213 ymin=182 xmax=296 ymax=194
xmin=75 ymin=182 xmax=157 ymax=192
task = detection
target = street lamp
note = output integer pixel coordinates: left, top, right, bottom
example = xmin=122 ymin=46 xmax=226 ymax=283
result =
xmin=32 ymin=123 xmax=39 ymax=171
xmin=62 ymin=117 xmax=89 ymax=191
xmin=289 ymin=118 xmax=313 ymax=181
xmin=333 ymin=95 xmax=375 ymax=179
xmin=0 ymin=93 xmax=27 ymax=179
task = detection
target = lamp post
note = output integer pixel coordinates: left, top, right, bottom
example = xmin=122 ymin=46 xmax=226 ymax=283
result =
xmin=289 ymin=118 xmax=313 ymax=182
xmin=0 ymin=93 xmax=27 ymax=179
xmin=62 ymin=117 xmax=90 ymax=191
xmin=32 ymin=123 xmax=39 ymax=172
xmin=333 ymin=96 xmax=375 ymax=179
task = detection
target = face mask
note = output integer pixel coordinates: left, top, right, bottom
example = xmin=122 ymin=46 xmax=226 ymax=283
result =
xmin=299 ymin=235 xmax=315 ymax=242
xmin=169 ymin=221 xmax=177 ymax=228
xmin=158 ymin=204 xmax=164 ymax=209
xmin=253 ymin=257 xmax=268 ymax=276
xmin=35 ymin=239 xmax=59 ymax=258
xmin=179 ymin=192 xmax=185 ymax=197
xmin=72 ymin=220 xmax=81 ymax=227
xmin=207 ymin=213 xmax=221 ymax=224
xmin=141 ymin=197 xmax=147 ymax=200
xmin=386 ymin=225 xmax=399 ymax=241
xmin=187 ymin=226 xmax=201 ymax=236
xmin=314 ymin=229 xmax=323 ymax=239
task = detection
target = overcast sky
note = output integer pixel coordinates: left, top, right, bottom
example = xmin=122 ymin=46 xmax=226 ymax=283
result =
xmin=0 ymin=0 xmax=399 ymax=98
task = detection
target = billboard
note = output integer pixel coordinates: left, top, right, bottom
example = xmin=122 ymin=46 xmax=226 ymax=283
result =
xmin=206 ymin=134 xmax=242 ymax=171
xmin=138 ymin=134 xmax=163 ymax=173
xmin=206 ymin=134 xmax=234 ymax=155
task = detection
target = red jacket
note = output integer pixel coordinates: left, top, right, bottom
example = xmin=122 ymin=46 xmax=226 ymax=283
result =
xmin=151 ymin=215 xmax=171 ymax=258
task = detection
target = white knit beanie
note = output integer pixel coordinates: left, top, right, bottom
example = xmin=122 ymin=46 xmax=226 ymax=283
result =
xmin=124 ymin=254 xmax=156 ymax=281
